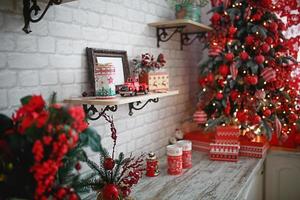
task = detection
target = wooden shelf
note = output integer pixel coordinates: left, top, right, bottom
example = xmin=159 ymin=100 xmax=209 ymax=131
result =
xmin=64 ymin=90 xmax=179 ymax=120
xmin=148 ymin=19 xmax=213 ymax=50
xmin=148 ymin=19 xmax=213 ymax=33
xmin=64 ymin=90 xmax=179 ymax=106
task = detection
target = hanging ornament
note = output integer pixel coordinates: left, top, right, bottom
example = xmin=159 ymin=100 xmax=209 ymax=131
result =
xmin=193 ymin=110 xmax=207 ymax=124
xmin=209 ymin=46 xmax=223 ymax=57
xmin=261 ymin=67 xmax=276 ymax=82
xmin=261 ymin=43 xmax=270 ymax=53
xmin=255 ymin=90 xmax=266 ymax=100
xmin=216 ymin=91 xmax=224 ymax=100
xmin=240 ymin=51 xmax=249 ymax=61
xmin=225 ymin=52 xmax=234 ymax=62
xmin=101 ymin=184 xmax=119 ymax=200
xmin=219 ymin=64 xmax=229 ymax=77
xmin=230 ymin=62 xmax=238 ymax=80
xmin=255 ymin=55 xmax=265 ymax=65
xmin=103 ymin=157 xmax=115 ymax=170
xmin=263 ymin=109 xmax=272 ymax=117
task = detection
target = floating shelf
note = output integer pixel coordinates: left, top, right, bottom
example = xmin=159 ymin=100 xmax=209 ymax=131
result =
xmin=64 ymin=90 xmax=179 ymax=120
xmin=148 ymin=19 xmax=213 ymax=50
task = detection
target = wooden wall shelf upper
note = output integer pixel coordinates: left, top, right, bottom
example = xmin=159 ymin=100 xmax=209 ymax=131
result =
xmin=148 ymin=19 xmax=213 ymax=50
xmin=64 ymin=90 xmax=179 ymax=120
xmin=148 ymin=19 xmax=213 ymax=33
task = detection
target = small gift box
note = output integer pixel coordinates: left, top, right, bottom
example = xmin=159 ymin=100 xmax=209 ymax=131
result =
xmin=209 ymin=143 xmax=240 ymax=162
xmin=239 ymin=135 xmax=269 ymax=158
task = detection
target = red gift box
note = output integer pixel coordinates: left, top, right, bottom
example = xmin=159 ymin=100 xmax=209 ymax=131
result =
xmin=183 ymin=131 xmax=215 ymax=152
xmin=215 ymin=126 xmax=240 ymax=143
xmin=239 ymin=135 xmax=269 ymax=158
xmin=209 ymin=143 xmax=240 ymax=162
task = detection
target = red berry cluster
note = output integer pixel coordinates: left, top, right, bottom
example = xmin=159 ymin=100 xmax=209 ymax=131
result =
xmin=12 ymin=95 xmax=88 ymax=199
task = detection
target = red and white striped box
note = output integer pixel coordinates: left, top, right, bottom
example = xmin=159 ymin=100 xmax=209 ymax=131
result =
xmin=183 ymin=131 xmax=215 ymax=153
xmin=215 ymin=126 xmax=240 ymax=143
xmin=209 ymin=143 xmax=240 ymax=162
xmin=239 ymin=135 xmax=269 ymax=158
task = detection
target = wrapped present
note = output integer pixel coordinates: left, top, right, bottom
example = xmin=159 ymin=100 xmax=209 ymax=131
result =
xmin=183 ymin=131 xmax=215 ymax=152
xmin=215 ymin=126 xmax=240 ymax=143
xmin=209 ymin=143 xmax=240 ymax=162
xmin=239 ymin=135 xmax=269 ymax=158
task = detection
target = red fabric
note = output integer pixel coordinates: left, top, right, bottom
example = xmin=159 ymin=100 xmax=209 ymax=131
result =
xmin=184 ymin=131 xmax=215 ymax=142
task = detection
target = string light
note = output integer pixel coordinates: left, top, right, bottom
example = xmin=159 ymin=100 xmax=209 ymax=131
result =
xmin=203 ymin=88 xmax=206 ymax=92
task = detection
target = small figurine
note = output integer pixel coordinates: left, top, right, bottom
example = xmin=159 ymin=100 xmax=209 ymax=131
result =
xmin=118 ymin=77 xmax=149 ymax=97
xmin=146 ymin=152 xmax=160 ymax=177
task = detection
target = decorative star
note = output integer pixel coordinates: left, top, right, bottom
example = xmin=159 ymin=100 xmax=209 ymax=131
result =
xmin=108 ymin=77 xmax=114 ymax=84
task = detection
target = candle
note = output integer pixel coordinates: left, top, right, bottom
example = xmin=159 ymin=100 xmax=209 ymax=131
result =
xmin=166 ymin=145 xmax=182 ymax=175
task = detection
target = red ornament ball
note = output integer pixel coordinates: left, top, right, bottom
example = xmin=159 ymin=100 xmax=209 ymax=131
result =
xmin=207 ymin=72 xmax=214 ymax=83
xmin=225 ymin=53 xmax=234 ymax=62
xmin=265 ymin=37 xmax=274 ymax=45
xmin=263 ymin=109 xmax=272 ymax=117
xmin=245 ymin=35 xmax=255 ymax=46
xmin=245 ymin=75 xmax=258 ymax=85
xmin=230 ymin=90 xmax=239 ymax=101
xmin=237 ymin=111 xmax=248 ymax=123
xmin=261 ymin=43 xmax=270 ymax=53
xmin=219 ymin=64 xmax=229 ymax=77
xmin=102 ymin=184 xmax=119 ymax=200
xmin=269 ymin=22 xmax=278 ymax=33
xmin=252 ymin=115 xmax=261 ymax=124
xmin=211 ymin=12 xmax=221 ymax=25
xmin=255 ymin=55 xmax=265 ymax=64
xmin=228 ymin=25 xmax=237 ymax=36
xmin=240 ymin=51 xmax=249 ymax=61
xmin=69 ymin=193 xmax=79 ymax=200
xmin=289 ymin=113 xmax=298 ymax=122
xmin=216 ymin=92 xmax=224 ymax=100
xmin=104 ymin=157 xmax=115 ymax=170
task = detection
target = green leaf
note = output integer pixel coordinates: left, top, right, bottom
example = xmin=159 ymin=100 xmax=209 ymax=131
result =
xmin=205 ymin=117 xmax=225 ymax=129
xmin=250 ymin=64 xmax=259 ymax=74
xmin=0 ymin=114 xmax=13 ymax=134
xmin=20 ymin=95 xmax=32 ymax=105
xmin=82 ymin=127 xmax=102 ymax=152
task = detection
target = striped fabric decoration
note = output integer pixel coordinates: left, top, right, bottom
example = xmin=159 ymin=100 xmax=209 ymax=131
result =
xmin=261 ymin=67 xmax=276 ymax=82
xmin=193 ymin=110 xmax=207 ymax=124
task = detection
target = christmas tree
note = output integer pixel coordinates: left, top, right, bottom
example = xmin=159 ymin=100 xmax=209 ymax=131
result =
xmin=195 ymin=0 xmax=300 ymax=140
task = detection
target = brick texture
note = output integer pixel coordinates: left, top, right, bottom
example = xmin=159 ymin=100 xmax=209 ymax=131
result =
xmin=0 ymin=0 xmax=206 ymax=168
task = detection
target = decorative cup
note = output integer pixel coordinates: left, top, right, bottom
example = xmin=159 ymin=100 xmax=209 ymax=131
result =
xmin=177 ymin=140 xmax=192 ymax=169
xmin=167 ymin=145 xmax=182 ymax=175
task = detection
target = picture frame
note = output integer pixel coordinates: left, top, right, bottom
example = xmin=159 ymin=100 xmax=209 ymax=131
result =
xmin=86 ymin=48 xmax=130 ymax=96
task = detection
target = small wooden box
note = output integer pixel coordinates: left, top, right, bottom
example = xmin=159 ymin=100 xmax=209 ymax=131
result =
xmin=139 ymin=72 xmax=169 ymax=92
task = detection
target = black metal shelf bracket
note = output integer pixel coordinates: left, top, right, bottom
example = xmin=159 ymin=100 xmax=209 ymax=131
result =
xmin=156 ymin=26 xmax=207 ymax=50
xmin=181 ymin=32 xmax=207 ymax=47
xmin=83 ymin=104 xmax=118 ymax=121
xmin=23 ymin=0 xmax=62 ymax=33
xmin=128 ymin=98 xmax=159 ymax=116
xmin=156 ymin=26 xmax=185 ymax=48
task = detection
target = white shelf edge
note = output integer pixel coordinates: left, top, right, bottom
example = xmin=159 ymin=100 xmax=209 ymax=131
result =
xmin=64 ymin=90 xmax=179 ymax=106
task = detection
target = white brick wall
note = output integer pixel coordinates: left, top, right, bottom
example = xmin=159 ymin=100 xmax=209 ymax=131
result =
xmin=0 ymin=0 xmax=205 ymax=161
